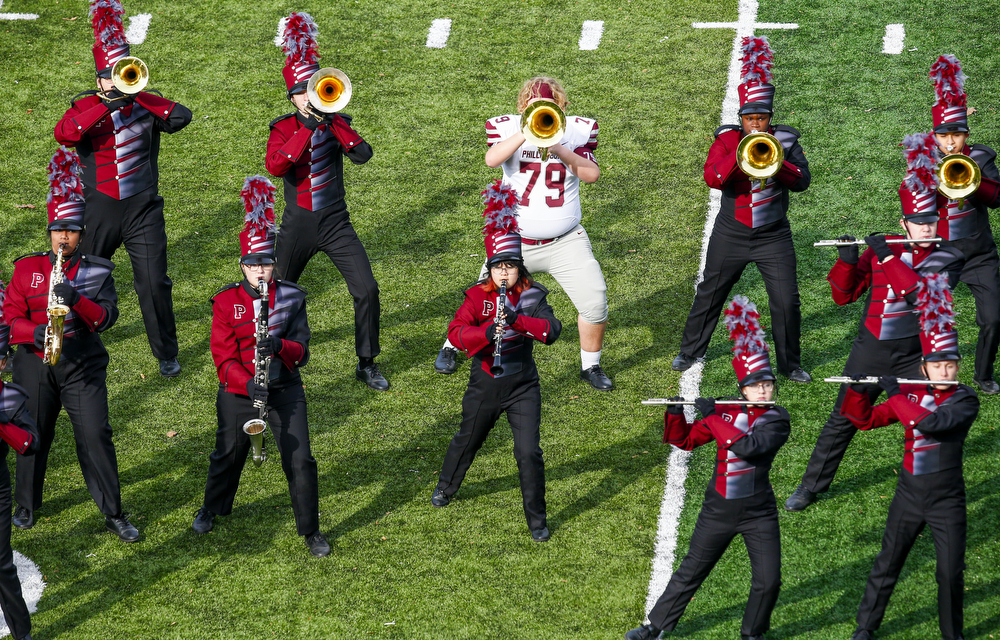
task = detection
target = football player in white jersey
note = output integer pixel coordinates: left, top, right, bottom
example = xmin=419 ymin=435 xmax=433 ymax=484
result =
xmin=435 ymin=77 xmax=613 ymax=391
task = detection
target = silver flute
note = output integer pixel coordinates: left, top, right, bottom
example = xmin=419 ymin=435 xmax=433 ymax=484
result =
xmin=823 ymin=376 xmax=958 ymax=386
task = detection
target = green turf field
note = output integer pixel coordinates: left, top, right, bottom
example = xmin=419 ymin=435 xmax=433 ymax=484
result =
xmin=0 ymin=0 xmax=998 ymax=638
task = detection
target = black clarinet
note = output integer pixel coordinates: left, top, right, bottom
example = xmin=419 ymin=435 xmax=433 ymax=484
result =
xmin=489 ymin=279 xmax=507 ymax=375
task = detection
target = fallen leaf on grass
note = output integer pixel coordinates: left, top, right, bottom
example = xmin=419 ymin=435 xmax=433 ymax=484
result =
xmin=140 ymin=373 xmax=145 ymax=379
xmin=968 ymin=107 xmax=978 ymax=116
xmin=569 ymin=395 xmax=579 ymax=400
xmin=14 ymin=204 xmax=35 ymax=209
xmin=26 ymin=109 xmax=33 ymax=114
xmin=166 ymin=431 xmax=178 ymax=438
xmin=62 ymin=16 xmax=78 ymax=20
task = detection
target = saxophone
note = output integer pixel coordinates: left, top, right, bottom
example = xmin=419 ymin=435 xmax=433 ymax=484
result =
xmin=242 ymin=278 xmax=270 ymax=467
xmin=43 ymin=244 xmax=70 ymax=366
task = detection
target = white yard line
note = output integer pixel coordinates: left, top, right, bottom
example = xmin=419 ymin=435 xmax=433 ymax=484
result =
xmin=426 ymin=18 xmax=452 ymax=49
xmin=882 ymin=23 xmax=905 ymax=54
xmin=0 ymin=552 xmax=44 ymax=637
xmin=578 ymin=20 xmax=605 ymax=50
xmin=125 ymin=13 xmax=152 ymax=45
xmin=644 ymin=0 xmax=762 ymax=618
xmin=0 ymin=0 xmax=38 ymax=20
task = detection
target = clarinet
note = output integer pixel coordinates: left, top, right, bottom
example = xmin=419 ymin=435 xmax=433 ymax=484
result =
xmin=489 ymin=279 xmax=507 ymax=376
xmin=241 ymin=278 xmax=270 ymax=467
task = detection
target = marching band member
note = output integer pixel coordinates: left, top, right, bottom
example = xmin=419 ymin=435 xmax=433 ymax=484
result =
xmin=927 ymin=55 xmax=1000 ymax=393
xmin=192 ymin=177 xmax=328 ymax=558
xmin=671 ymin=36 xmax=812 ymax=383
xmin=629 ymin=296 xmax=788 ymax=640
xmin=3 ymin=148 xmax=136 ymax=542
xmin=265 ymin=13 xmax=387 ymax=391
xmin=843 ymin=274 xmax=976 ymax=640
xmin=0 ymin=286 xmax=39 ymax=640
xmin=54 ymin=0 xmax=191 ymax=377
xmin=786 ymin=133 xmax=965 ymax=512
xmin=434 ymin=75 xmax=612 ymax=391
xmin=431 ymin=182 xmax=561 ymax=541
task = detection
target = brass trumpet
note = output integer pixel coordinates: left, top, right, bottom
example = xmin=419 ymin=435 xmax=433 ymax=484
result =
xmin=736 ymin=131 xmax=784 ymax=179
xmin=43 ymin=244 xmax=69 ymax=366
xmin=937 ymin=154 xmax=981 ymax=201
xmin=521 ymin=100 xmax=566 ymax=161
xmin=111 ymin=56 xmax=149 ymax=95
xmin=306 ymin=67 xmax=352 ymax=114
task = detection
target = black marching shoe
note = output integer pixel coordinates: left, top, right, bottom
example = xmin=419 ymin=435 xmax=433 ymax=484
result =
xmin=741 ymin=635 xmax=766 ymax=640
xmin=671 ymin=352 xmax=697 ymax=372
xmin=305 ymin=531 xmax=331 ymax=557
xmin=356 ymin=362 xmax=390 ymax=391
xmin=434 ymin=347 xmax=460 ymax=374
xmin=192 ymin=506 xmax=215 ymax=534
xmin=19 ymin=635 xmax=33 ymax=640
xmin=159 ymin=357 xmax=181 ymax=377
xmin=430 ymin=488 xmax=450 ymax=507
xmin=106 ymin=513 xmax=140 ymax=542
xmin=973 ymin=378 xmax=999 ymax=394
xmin=531 ymin=527 xmax=550 ymax=542
xmin=850 ymin=630 xmax=874 ymax=640
xmin=785 ymin=484 xmax=817 ymax=512
xmin=581 ymin=364 xmax=614 ymax=390
xmin=12 ymin=505 xmax=33 ymax=530
xmin=786 ymin=367 xmax=812 ymax=383
xmin=624 ymin=623 xmax=662 ymax=640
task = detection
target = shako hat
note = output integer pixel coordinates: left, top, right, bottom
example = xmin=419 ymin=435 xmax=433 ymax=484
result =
xmin=917 ymin=273 xmax=960 ymax=361
xmin=239 ymin=176 xmax=277 ymax=264
xmin=737 ymin=36 xmax=775 ymax=116
xmin=279 ymin=12 xmax=320 ymax=97
xmin=724 ymin=295 xmax=776 ymax=387
xmin=90 ymin=0 xmax=130 ymax=78
xmin=899 ymin=132 xmax=941 ymax=224
xmin=482 ymin=179 xmax=522 ymax=267
xmin=47 ymin=147 xmax=86 ymax=231
xmin=930 ymin=55 xmax=969 ymax=134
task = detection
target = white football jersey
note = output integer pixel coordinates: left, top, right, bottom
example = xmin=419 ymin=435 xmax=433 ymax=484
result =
xmin=485 ymin=114 xmax=599 ymax=239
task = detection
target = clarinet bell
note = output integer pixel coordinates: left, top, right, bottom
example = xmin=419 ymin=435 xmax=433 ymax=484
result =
xmin=242 ymin=418 xmax=267 ymax=467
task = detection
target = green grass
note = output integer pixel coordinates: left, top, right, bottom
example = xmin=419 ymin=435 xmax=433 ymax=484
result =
xmin=0 ymin=0 xmax=998 ymax=638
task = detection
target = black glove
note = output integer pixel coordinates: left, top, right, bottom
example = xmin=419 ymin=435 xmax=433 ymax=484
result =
xmin=299 ymin=110 xmax=325 ymax=131
xmin=694 ymin=397 xmax=716 ymax=418
xmin=33 ymin=325 xmax=46 ymax=350
xmin=837 ymin=235 xmax=859 ymax=264
xmin=865 ymin=234 xmax=892 ymax=261
xmin=878 ymin=375 xmax=901 ymax=398
xmin=486 ymin=322 xmax=503 ymax=341
xmin=256 ymin=336 xmax=283 ymax=358
xmin=666 ymin=396 xmax=685 ymax=416
xmin=100 ymin=88 xmax=134 ymax=109
xmin=53 ymin=282 xmax=80 ymax=307
xmin=245 ymin=380 xmax=269 ymax=406
xmin=502 ymin=305 xmax=519 ymax=326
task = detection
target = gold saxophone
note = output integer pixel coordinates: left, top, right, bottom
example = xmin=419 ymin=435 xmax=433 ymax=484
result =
xmin=43 ymin=244 xmax=70 ymax=366
xmin=242 ymin=278 xmax=270 ymax=467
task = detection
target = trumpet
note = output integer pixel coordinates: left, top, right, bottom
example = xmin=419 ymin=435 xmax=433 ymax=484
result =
xmin=489 ymin=279 xmax=507 ymax=376
xmin=937 ymin=154 xmax=981 ymax=201
xmin=306 ymin=67 xmax=352 ymax=115
xmin=813 ymin=237 xmax=942 ymax=247
xmin=642 ymin=399 xmax=776 ymax=406
xmin=111 ymin=56 xmax=149 ymax=95
xmin=823 ymin=376 xmax=959 ymax=386
xmin=736 ymin=131 xmax=784 ymax=179
xmin=521 ymin=100 xmax=566 ymax=162
xmin=43 ymin=244 xmax=70 ymax=366
xmin=242 ymin=278 xmax=270 ymax=468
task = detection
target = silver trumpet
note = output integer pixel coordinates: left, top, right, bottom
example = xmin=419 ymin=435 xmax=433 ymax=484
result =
xmin=814 ymin=237 xmax=942 ymax=247
xmin=642 ymin=399 xmax=776 ymax=406
xmin=243 ymin=278 xmax=270 ymax=467
xmin=43 ymin=243 xmax=70 ymax=366
xmin=823 ymin=376 xmax=958 ymax=386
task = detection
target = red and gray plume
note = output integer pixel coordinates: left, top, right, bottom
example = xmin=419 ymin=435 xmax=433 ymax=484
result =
xmin=241 ymin=175 xmax=277 ymax=235
xmin=46 ymin=147 xmax=84 ymax=206
xmin=916 ymin=272 xmax=956 ymax=334
xmin=89 ymin=0 xmax=127 ymax=47
xmin=281 ymin=12 xmax=320 ymax=66
xmin=901 ymin=132 xmax=940 ymax=194
xmin=723 ymin=295 xmax=768 ymax=357
xmin=929 ymin=54 xmax=967 ymax=108
xmin=740 ymin=36 xmax=774 ymax=84
xmin=481 ymin=179 xmax=520 ymax=236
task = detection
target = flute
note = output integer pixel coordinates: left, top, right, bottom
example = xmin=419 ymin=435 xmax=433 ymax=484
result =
xmin=813 ymin=237 xmax=942 ymax=248
xmin=823 ymin=376 xmax=959 ymax=386
xmin=642 ymin=399 xmax=776 ymax=406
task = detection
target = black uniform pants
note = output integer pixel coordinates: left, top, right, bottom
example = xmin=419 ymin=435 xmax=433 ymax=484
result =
xmin=436 ymin=365 xmax=546 ymax=531
xmin=275 ymin=204 xmax=380 ymax=360
xmin=951 ymin=233 xmax=1000 ymax=381
xmin=648 ymin=490 xmax=781 ymax=636
xmin=801 ymin=330 xmax=922 ymax=494
xmin=856 ymin=472 xmax=966 ymax=640
xmin=0 ymin=446 xmax=31 ymax=640
xmin=12 ymin=346 xmax=122 ymax=517
xmin=81 ymin=186 xmax=178 ymax=361
xmin=203 ymin=385 xmax=319 ymax=536
xmin=679 ymin=220 xmax=801 ymax=373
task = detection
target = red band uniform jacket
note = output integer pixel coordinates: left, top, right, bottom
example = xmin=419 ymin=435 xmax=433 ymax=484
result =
xmin=0 ymin=381 xmax=39 ymax=455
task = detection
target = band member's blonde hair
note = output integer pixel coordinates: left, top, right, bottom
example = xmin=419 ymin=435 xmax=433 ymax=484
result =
xmin=517 ymin=77 xmax=569 ymax=113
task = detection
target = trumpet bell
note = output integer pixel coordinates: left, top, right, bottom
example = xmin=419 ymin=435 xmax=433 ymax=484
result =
xmin=111 ymin=56 xmax=149 ymax=95
xmin=938 ymin=154 xmax=981 ymax=200
xmin=307 ymin=68 xmax=352 ymax=114
xmin=521 ymin=100 xmax=566 ymax=154
xmin=736 ymin=132 xmax=784 ymax=179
